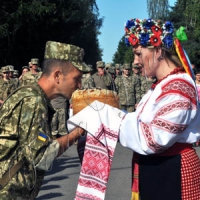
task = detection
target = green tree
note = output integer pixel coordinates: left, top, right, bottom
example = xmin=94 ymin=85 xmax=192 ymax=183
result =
xmin=168 ymin=0 xmax=200 ymax=65
xmin=147 ymin=0 xmax=169 ymax=20
xmin=113 ymin=36 xmax=133 ymax=64
xmin=0 ymin=0 xmax=103 ymax=71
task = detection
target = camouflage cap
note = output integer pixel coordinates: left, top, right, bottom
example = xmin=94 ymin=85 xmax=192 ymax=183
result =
xmin=44 ymin=41 xmax=91 ymax=73
xmin=22 ymin=66 xmax=29 ymax=70
xmin=31 ymin=58 xmax=39 ymax=65
xmin=1 ymin=66 xmax=9 ymax=73
xmin=105 ymin=63 xmax=112 ymax=69
xmin=87 ymin=64 xmax=93 ymax=72
xmin=7 ymin=65 xmax=15 ymax=72
xmin=13 ymin=70 xmax=19 ymax=75
xmin=96 ymin=61 xmax=105 ymax=68
xmin=123 ymin=63 xmax=131 ymax=70
xmin=115 ymin=64 xmax=121 ymax=69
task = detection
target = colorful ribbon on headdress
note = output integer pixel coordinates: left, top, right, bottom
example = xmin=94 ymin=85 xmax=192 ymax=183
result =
xmin=174 ymin=27 xmax=195 ymax=80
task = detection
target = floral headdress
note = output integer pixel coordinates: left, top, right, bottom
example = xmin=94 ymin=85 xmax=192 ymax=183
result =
xmin=125 ymin=18 xmax=195 ymax=80
xmin=125 ymin=18 xmax=174 ymax=49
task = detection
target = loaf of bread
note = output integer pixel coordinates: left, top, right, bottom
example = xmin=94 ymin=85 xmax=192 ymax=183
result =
xmin=71 ymin=89 xmax=119 ymax=115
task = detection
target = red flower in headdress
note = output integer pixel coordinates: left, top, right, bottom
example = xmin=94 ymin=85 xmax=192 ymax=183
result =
xmin=151 ymin=25 xmax=162 ymax=36
xmin=136 ymin=19 xmax=140 ymax=23
xmin=150 ymin=35 xmax=162 ymax=47
xmin=128 ymin=34 xmax=139 ymax=46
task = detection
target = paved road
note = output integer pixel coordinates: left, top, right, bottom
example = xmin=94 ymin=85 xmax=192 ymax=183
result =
xmin=36 ymin=144 xmax=200 ymax=200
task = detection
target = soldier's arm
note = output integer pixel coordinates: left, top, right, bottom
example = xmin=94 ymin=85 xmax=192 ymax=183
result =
xmin=8 ymin=82 xmax=16 ymax=95
xmin=84 ymin=76 xmax=95 ymax=88
xmin=114 ymin=77 xmax=119 ymax=93
xmin=56 ymin=127 xmax=85 ymax=156
xmin=102 ymin=73 xmax=112 ymax=87
xmin=16 ymin=95 xmax=84 ymax=171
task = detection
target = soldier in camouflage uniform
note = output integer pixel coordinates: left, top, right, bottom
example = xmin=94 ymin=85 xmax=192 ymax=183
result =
xmin=108 ymin=66 xmax=116 ymax=80
xmin=81 ymin=64 xmax=95 ymax=89
xmin=115 ymin=63 xmax=122 ymax=77
xmin=13 ymin=70 xmax=19 ymax=78
xmin=51 ymin=96 xmax=70 ymax=138
xmin=20 ymin=58 xmax=42 ymax=86
xmin=132 ymin=64 xmax=153 ymax=101
xmin=115 ymin=63 xmax=141 ymax=112
xmin=19 ymin=66 xmax=30 ymax=80
xmin=92 ymin=61 xmax=115 ymax=91
xmin=0 ymin=66 xmax=14 ymax=106
xmin=105 ymin=62 xmax=112 ymax=73
xmin=140 ymin=76 xmax=154 ymax=98
xmin=0 ymin=41 xmax=91 ymax=199
xmin=7 ymin=65 xmax=14 ymax=79
xmin=7 ymin=65 xmax=20 ymax=91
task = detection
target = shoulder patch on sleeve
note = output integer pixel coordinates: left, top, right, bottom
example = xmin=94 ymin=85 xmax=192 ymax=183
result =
xmin=37 ymin=133 xmax=48 ymax=143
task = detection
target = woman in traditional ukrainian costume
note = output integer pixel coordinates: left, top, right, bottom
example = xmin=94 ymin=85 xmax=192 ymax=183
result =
xmin=119 ymin=18 xmax=200 ymax=200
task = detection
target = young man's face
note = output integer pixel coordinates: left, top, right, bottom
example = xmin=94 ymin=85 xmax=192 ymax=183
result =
xmin=3 ymin=71 xmax=9 ymax=80
xmin=58 ymin=64 xmax=82 ymax=99
xmin=97 ymin=67 xmax=105 ymax=76
xmin=196 ymin=73 xmax=200 ymax=82
xmin=32 ymin=64 xmax=38 ymax=70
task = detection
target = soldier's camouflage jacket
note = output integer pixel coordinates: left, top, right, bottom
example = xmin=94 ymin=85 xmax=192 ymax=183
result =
xmin=19 ymin=71 xmax=42 ymax=86
xmin=0 ymin=84 xmax=60 ymax=199
xmin=140 ymin=76 xmax=153 ymax=98
xmin=81 ymin=74 xmax=95 ymax=89
xmin=114 ymin=75 xmax=141 ymax=105
xmin=0 ymin=79 xmax=14 ymax=101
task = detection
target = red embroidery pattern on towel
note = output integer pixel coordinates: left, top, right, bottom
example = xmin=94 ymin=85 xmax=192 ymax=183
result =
xmin=75 ymin=124 xmax=118 ymax=200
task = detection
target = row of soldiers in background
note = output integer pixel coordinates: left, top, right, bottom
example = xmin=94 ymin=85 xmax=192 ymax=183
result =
xmin=81 ymin=61 xmax=154 ymax=113
xmin=0 ymin=58 xmax=42 ymax=106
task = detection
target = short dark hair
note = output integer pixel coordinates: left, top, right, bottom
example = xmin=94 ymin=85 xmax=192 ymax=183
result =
xmin=194 ymin=69 xmax=200 ymax=75
xmin=41 ymin=59 xmax=74 ymax=76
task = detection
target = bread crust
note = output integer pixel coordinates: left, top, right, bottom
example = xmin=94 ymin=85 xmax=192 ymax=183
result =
xmin=71 ymin=89 xmax=119 ymax=115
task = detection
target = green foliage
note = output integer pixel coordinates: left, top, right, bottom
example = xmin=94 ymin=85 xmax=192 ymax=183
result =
xmin=169 ymin=0 xmax=200 ymax=65
xmin=113 ymin=36 xmax=133 ymax=65
xmin=0 ymin=0 xmax=103 ymax=70
xmin=124 ymin=47 xmax=134 ymax=64
xmin=147 ymin=0 xmax=169 ymax=20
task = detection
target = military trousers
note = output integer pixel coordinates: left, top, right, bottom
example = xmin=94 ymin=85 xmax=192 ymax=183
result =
xmin=120 ymin=105 xmax=135 ymax=113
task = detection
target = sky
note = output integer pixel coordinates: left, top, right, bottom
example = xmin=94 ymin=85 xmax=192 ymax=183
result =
xmin=96 ymin=0 xmax=176 ymax=63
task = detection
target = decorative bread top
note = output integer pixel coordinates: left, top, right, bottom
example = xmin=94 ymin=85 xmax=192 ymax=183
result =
xmin=71 ymin=89 xmax=119 ymax=114
xmin=72 ymin=88 xmax=118 ymax=99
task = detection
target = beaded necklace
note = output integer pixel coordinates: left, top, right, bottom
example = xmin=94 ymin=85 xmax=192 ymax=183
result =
xmin=151 ymin=67 xmax=185 ymax=89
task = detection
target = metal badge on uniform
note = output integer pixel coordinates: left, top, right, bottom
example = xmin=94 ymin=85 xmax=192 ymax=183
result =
xmin=37 ymin=133 xmax=48 ymax=143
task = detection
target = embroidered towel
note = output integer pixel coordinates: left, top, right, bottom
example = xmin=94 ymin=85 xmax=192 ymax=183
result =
xmin=67 ymin=100 xmax=125 ymax=200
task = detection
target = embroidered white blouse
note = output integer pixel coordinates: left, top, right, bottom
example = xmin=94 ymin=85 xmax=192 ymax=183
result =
xmin=119 ymin=73 xmax=200 ymax=155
